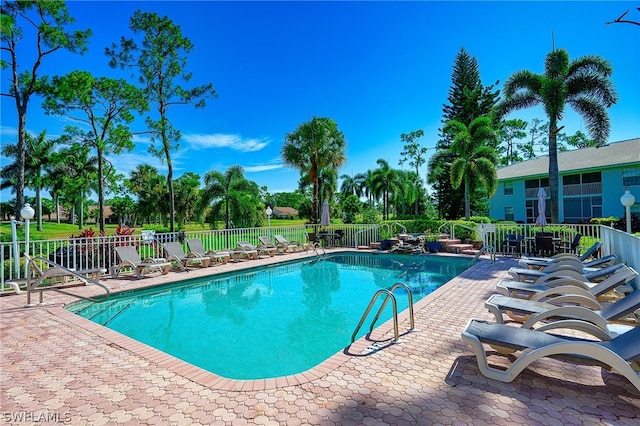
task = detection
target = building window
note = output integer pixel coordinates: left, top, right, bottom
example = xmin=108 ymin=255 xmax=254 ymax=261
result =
xmin=525 ymin=199 xmax=549 ymax=223
xmin=563 ymin=196 xmax=602 ymax=223
xmin=504 ymin=181 xmax=513 ymax=196
xmin=582 ymin=172 xmax=601 ymax=184
xmin=623 ymin=169 xmax=640 ymax=187
xmin=504 ymin=207 xmax=514 ymax=221
xmin=525 ymin=178 xmax=549 ymax=189
xmin=562 ymin=174 xmax=580 ymax=185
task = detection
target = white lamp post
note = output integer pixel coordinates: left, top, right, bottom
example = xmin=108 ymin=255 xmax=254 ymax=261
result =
xmin=620 ymin=188 xmax=636 ymax=234
xmin=21 ymin=203 xmax=35 ymax=277
xmin=265 ymin=206 xmax=272 ymax=237
xmin=10 ymin=215 xmax=20 ymax=278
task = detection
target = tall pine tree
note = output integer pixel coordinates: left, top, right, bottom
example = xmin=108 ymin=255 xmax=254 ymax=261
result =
xmin=428 ymin=47 xmax=499 ymax=219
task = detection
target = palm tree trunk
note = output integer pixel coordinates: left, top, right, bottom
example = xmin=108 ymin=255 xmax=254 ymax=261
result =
xmin=548 ymin=124 xmax=560 ymax=224
xmin=79 ymin=198 xmax=84 ymax=229
xmin=15 ymin=108 xmax=27 ymax=217
xmin=464 ymin=177 xmax=471 ymax=220
xmin=36 ymin=186 xmax=42 ymax=232
xmin=97 ymin=148 xmax=105 ymax=233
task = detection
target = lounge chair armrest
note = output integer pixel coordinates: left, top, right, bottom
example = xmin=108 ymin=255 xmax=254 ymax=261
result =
xmin=522 ymin=306 xmax=610 ymax=331
xmin=535 ymin=269 xmax=588 ymax=286
xmin=142 ymin=257 xmax=167 ymax=263
xmin=531 ymin=285 xmax=596 ymax=301
xmin=532 ymin=319 xmax=613 ymax=341
xmin=544 ymin=294 xmax=603 ymax=309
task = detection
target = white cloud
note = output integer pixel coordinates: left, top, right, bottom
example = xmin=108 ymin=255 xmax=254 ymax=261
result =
xmin=183 ymin=133 xmax=269 ymax=152
xmin=0 ymin=126 xmax=17 ymax=137
xmin=106 ymin=152 xmax=167 ymax=177
xmin=244 ymin=163 xmax=284 ymax=173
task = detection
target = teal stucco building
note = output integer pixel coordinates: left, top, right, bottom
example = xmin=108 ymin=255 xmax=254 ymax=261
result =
xmin=489 ymin=138 xmax=640 ymax=224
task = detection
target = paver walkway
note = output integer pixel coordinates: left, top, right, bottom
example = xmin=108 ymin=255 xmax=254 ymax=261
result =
xmin=1 ymin=250 xmax=638 ymax=425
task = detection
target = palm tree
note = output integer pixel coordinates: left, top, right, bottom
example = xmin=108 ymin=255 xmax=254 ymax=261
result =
xmin=200 ymin=165 xmax=253 ymax=231
xmin=355 ymin=169 xmax=376 ymax=207
xmin=54 ymin=143 xmax=99 ymax=228
xmin=339 ymin=174 xmax=362 ymax=197
xmin=371 ymin=159 xmax=399 ymax=220
xmin=282 ymin=117 xmax=346 ymax=223
xmin=0 ymin=131 xmax=57 ymax=231
xmin=443 ymin=116 xmax=499 ymax=220
xmin=128 ymin=165 xmax=168 ymax=224
xmin=173 ymin=172 xmax=201 ymax=226
xmin=499 ymin=48 xmax=617 ymax=223
xmin=25 ymin=131 xmax=57 ymax=231
xmin=394 ymin=170 xmax=422 ymax=216
xmin=318 ymin=168 xmax=338 ymax=206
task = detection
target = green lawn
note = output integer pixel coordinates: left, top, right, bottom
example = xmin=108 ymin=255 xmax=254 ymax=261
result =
xmin=1 ymin=219 xmax=309 ymax=241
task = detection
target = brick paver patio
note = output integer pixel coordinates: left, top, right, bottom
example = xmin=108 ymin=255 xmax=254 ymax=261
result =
xmin=1 ymin=250 xmax=638 ymax=425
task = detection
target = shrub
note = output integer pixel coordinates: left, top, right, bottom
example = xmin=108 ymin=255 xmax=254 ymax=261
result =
xmin=468 ymin=215 xmax=492 ymax=224
xmin=142 ymin=224 xmax=170 ymax=233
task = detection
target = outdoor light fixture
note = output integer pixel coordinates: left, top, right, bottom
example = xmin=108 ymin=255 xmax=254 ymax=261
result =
xmin=265 ymin=206 xmax=272 ymax=237
xmin=620 ymin=188 xmax=636 ymax=234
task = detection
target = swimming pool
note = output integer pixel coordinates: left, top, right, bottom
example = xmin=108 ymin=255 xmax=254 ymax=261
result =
xmin=69 ymin=252 xmax=469 ymax=380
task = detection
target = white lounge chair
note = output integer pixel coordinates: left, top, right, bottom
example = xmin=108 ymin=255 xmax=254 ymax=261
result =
xmin=186 ymin=238 xmax=230 ymax=264
xmin=237 ymin=241 xmax=275 ymax=258
xmin=257 ymin=236 xmax=286 ymax=254
xmin=113 ymin=246 xmax=171 ymax=279
xmin=230 ymin=242 xmax=259 ymax=261
xmin=274 ymin=234 xmax=308 ymax=252
xmin=163 ymin=242 xmax=211 ymax=270
xmin=519 ymin=241 xmax=603 ymax=266
xmin=485 ymin=288 xmax=640 ymax=338
xmin=496 ymin=266 xmax=638 ymax=301
xmin=461 ymin=318 xmax=640 ymax=391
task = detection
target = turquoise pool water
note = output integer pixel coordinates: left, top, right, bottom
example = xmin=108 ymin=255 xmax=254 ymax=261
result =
xmin=69 ymin=253 xmax=469 ymax=380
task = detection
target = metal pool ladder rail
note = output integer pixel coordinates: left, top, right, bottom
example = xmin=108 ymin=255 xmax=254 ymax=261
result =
xmin=22 ymin=256 xmax=110 ymax=305
xmin=351 ymin=282 xmax=415 ymax=343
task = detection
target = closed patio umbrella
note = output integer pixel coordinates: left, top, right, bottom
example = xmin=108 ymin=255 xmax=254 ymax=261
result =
xmin=321 ymin=199 xmax=330 ymax=226
xmin=535 ymin=187 xmax=548 ymax=229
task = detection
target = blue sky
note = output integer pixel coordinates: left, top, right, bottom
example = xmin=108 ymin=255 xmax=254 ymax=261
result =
xmin=1 ymin=1 xmax=639 ymax=202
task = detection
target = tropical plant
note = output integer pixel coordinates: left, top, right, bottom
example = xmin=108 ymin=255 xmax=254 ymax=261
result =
xmin=200 ymin=165 xmax=257 ymax=231
xmin=339 ymin=174 xmax=362 ymax=197
xmin=0 ymin=0 xmax=91 ymax=216
xmin=127 ymin=165 xmax=168 ymax=224
xmin=173 ymin=172 xmax=201 ymax=226
xmin=282 ymin=117 xmax=346 ymax=223
xmin=109 ymin=195 xmax=137 ymax=226
xmin=40 ymin=70 xmax=148 ymax=232
xmin=354 ymin=169 xmax=377 ymax=207
xmin=399 ymin=129 xmax=427 ymax=214
xmin=428 ymin=47 xmax=499 ymax=219
xmin=371 ymin=159 xmax=399 ymax=220
xmin=0 ymin=130 xmax=57 ymax=231
xmin=340 ymin=194 xmax=362 ymax=223
xmin=442 ymin=116 xmax=499 ymax=220
xmin=496 ymin=119 xmax=527 ymax=166
xmin=282 ymin=116 xmax=346 ymax=223
xmin=498 ymin=48 xmax=618 ymax=223
xmin=394 ymin=170 xmax=423 ymax=216
xmin=106 ymin=10 xmax=216 ymax=232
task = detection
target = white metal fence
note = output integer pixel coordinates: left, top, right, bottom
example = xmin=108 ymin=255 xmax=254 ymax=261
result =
xmin=0 ymin=224 xmax=383 ymax=286
xmin=2 ymin=222 xmax=637 ymax=290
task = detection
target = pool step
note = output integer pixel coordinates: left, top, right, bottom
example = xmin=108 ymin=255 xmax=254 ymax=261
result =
xmin=446 ymin=243 xmax=474 ymax=254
